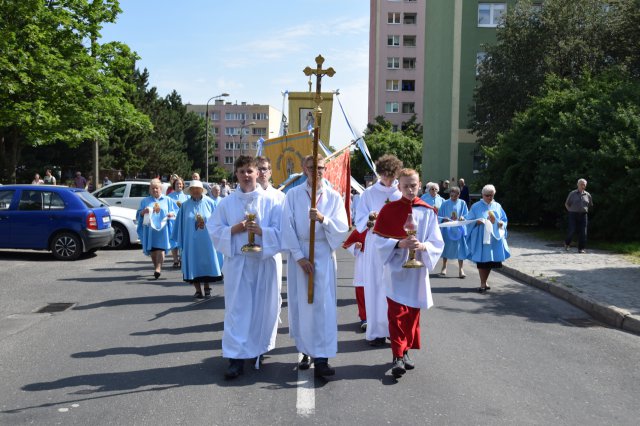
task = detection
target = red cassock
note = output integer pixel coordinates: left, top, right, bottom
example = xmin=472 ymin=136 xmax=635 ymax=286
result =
xmin=343 ymin=228 xmax=368 ymax=321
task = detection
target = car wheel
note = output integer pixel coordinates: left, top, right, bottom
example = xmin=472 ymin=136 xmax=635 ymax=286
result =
xmin=108 ymin=222 xmax=130 ymax=250
xmin=51 ymin=232 xmax=82 ymax=260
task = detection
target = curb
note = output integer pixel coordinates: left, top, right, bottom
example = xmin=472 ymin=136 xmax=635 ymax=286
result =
xmin=500 ymin=265 xmax=640 ymax=336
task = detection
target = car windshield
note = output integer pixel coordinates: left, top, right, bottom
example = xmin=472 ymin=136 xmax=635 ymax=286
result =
xmin=75 ymin=190 xmax=105 ymax=208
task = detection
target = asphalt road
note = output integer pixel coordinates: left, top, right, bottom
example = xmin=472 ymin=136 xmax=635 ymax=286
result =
xmin=1 ymin=246 xmax=639 ymax=425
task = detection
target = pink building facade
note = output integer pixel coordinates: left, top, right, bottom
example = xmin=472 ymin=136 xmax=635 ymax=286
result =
xmin=368 ymin=0 xmax=425 ymax=130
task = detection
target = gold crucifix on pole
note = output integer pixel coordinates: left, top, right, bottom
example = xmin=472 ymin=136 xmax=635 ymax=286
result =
xmin=303 ymin=54 xmax=335 ymax=304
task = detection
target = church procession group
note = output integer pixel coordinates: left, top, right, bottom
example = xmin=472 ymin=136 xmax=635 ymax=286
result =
xmin=135 ymin=153 xmax=510 ymax=380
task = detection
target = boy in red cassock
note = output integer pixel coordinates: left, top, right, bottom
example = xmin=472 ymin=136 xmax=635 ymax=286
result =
xmin=372 ymin=168 xmax=444 ymax=378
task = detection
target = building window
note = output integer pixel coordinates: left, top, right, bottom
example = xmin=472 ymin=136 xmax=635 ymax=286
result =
xmin=225 ymin=127 xmax=242 ymax=136
xmin=387 ymin=35 xmax=400 ymax=47
xmin=214 ymin=143 xmax=219 ymax=149
xmin=402 ymin=102 xmax=415 ymax=114
xmin=387 ymin=12 xmax=401 ymax=24
xmin=211 ymin=112 xmax=219 ymax=121
xmin=225 ymin=142 xmax=233 ymax=150
xmin=252 ymin=112 xmax=268 ymax=120
xmin=385 ymin=102 xmax=399 ymax=113
xmin=392 ymin=124 xmax=399 ymax=132
xmin=386 ymin=80 xmax=400 ymax=91
xmin=387 ymin=57 xmax=400 ymax=69
xmin=403 ymin=35 xmax=416 ymax=47
xmin=403 ymin=13 xmax=417 ymax=25
xmin=252 ymin=127 xmax=267 ymax=136
xmin=401 ymin=80 xmax=415 ymax=91
xmin=224 ymin=156 xmax=234 ymax=164
xmin=403 ymin=57 xmax=416 ymax=69
xmin=225 ymin=112 xmax=248 ymax=121
xmin=478 ymin=3 xmax=506 ymax=27
xmin=211 ymin=127 xmax=219 ymax=135
xmin=214 ymin=156 xmax=219 ymax=162
xmin=476 ymin=52 xmax=487 ymax=76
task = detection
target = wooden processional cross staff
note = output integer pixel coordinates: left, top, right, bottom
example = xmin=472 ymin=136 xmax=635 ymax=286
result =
xmin=303 ymin=55 xmax=335 ymax=304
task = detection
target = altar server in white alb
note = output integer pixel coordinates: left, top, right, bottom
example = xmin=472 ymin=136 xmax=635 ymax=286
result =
xmin=256 ymin=155 xmax=286 ymax=321
xmin=354 ymin=154 xmax=403 ymax=346
xmin=207 ymin=155 xmax=283 ymax=380
xmin=372 ymin=168 xmax=444 ymax=378
xmin=281 ymin=155 xmax=349 ymax=377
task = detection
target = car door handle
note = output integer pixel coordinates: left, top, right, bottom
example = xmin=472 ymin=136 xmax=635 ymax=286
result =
xmin=115 ymin=201 xmax=122 ymax=204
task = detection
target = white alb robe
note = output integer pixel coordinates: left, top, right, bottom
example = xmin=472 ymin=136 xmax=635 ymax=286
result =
xmin=354 ymin=180 xmax=402 ymax=340
xmin=263 ymin=185 xmax=286 ymax=321
xmin=207 ymin=186 xmax=282 ymax=359
xmin=375 ymin=205 xmax=444 ymax=309
xmin=281 ymin=184 xmax=349 ymax=358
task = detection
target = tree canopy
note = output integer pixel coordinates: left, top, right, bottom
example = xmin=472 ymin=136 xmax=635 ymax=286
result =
xmin=351 ymin=115 xmax=423 ymax=182
xmin=0 ymin=0 xmax=151 ymax=182
xmin=472 ymin=0 xmax=640 ymax=239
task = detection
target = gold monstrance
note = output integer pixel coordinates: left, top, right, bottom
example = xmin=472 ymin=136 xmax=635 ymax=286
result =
xmin=402 ymin=213 xmax=424 ymax=268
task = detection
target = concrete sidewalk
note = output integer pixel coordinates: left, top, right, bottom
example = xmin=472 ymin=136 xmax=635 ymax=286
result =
xmin=499 ymin=230 xmax=640 ymax=335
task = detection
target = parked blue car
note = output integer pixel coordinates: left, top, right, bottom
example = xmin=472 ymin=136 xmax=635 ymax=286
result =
xmin=0 ymin=185 xmax=114 ymax=260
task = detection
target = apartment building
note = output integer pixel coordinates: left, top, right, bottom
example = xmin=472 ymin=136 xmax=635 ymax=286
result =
xmin=368 ymin=0 xmax=424 ymax=131
xmin=423 ymin=0 xmax=521 ymax=183
xmin=187 ymin=101 xmax=281 ymax=173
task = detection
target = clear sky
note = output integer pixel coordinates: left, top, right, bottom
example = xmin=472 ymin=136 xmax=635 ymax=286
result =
xmin=100 ymin=0 xmax=370 ymax=150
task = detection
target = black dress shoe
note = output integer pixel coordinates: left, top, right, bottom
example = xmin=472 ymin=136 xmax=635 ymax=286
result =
xmin=368 ymin=337 xmax=386 ymax=347
xmin=403 ymin=351 xmax=415 ymax=370
xmin=314 ymin=362 xmax=335 ymax=377
xmin=154 ymin=271 xmax=161 ymax=280
xmin=224 ymin=359 xmax=244 ymax=380
xmin=391 ymin=357 xmax=406 ymax=378
xmin=298 ymin=354 xmax=311 ymax=370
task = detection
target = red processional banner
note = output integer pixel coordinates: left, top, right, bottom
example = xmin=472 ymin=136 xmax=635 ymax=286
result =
xmin=323 ymin=149 xmax=352 ymax=227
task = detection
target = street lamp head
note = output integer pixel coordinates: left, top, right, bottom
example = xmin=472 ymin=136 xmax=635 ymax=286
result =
xmin=220 ymin=93 xmax=229 ymax=97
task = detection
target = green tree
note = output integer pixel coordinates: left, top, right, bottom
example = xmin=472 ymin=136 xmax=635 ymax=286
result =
xmin=0 ymin=0 xmax=150 ymax=182
xmin=470 ymin=0 xmax=637 ymax=148
xmin=483 ymin=70 xmax=640 ymax=239
xmin=352 ymin=115 xmax=423 ymax=182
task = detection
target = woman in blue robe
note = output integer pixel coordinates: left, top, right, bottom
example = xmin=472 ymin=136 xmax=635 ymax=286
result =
xmin=437 ymin=186 xmax=469 ymax=278
xmin=465 ymin=184 xmax=510 ymax=293
xmin=167 ymin=177 xmax=190 ymax=268
xmin=209 ymin=184 xmax=224 ymax=270
xmin=420 ymin=182 xmax=444 ymax=211
xmin=136 ymin=179 xmax=179 ymax=279
xmin=172 ymin=180 xmax=222 ymax=299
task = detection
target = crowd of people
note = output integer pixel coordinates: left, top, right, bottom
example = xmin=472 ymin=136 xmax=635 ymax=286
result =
xmin=131 ymin=153 xmax=597 ymax=381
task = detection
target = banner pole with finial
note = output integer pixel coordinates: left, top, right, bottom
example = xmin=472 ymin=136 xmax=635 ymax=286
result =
xmin=302 ymin=54 xmax=335 ymax=304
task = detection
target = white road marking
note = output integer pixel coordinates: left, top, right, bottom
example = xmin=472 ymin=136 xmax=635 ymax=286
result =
xmin=295 ymin=353 xmax=315 ymax=417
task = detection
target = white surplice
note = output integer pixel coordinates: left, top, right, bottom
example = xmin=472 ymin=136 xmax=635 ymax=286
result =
xmin=281 ymin=184 xmax=349 ymax=358
xmin=207 ymin=186 xmax=283 ymax=359
xmin=354 ymin=180 xmax=402 ymax=340
xmin=374 ymin=205 xmax=444 ymax=309
xmin=263 ymin=185 xmax=286 ymax=321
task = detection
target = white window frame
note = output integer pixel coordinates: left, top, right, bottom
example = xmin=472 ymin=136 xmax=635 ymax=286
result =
xmin=403 ymin=57 xmax=416 ymax=69
xmin=385 ymin=102 xmax=399 ymax=113
xmin=386 ymin=80 xmax=400 ymax=91
xmin=403 ymin=35 xmax=416 ymax=47
xmin=387 ymin=35 xmax=400 ymax=47
xmin=478 ymin=3 xmax=506 ymax=27
xmin=224 ymin=156 xmax=234 ymax=164
xmin=387 ymin=12 xmax=401 ymax=24
xmin=387 ymin=57 xmax=400 ymax=69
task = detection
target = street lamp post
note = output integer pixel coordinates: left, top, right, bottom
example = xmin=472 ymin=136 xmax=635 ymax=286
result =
xmin=205 ymin=93 xmax=229 ymax=182
xmin=239 ymin=120 xmax=256 ymax=156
